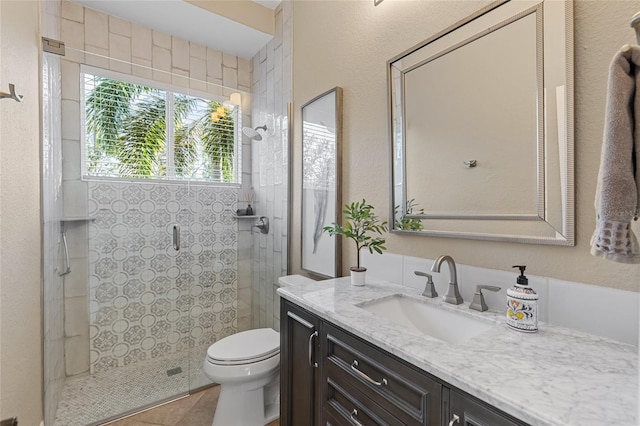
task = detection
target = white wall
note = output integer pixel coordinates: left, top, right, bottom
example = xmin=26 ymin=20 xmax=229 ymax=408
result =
xmin=291 ymin=0 xmax=640 ymax=292
xmin=0 ymin=1 xmax=43 ymax=425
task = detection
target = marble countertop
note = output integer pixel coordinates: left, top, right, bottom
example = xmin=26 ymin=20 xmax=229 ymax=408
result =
xmin=277 ymin=276 xmax=639 ymax=426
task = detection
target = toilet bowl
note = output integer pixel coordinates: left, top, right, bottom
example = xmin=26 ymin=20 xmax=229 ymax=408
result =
xmin=203 ymin=328 xmax=280 ymax=426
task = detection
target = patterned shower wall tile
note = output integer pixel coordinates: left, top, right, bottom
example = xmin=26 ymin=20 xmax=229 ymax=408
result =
xmin=88 ymin=181 xmax=238 ymax=374
xmin=149 ymin=185 xmax=172 ymax=203
xmin=122 ymin=185 xmax=147 ymax=204
xmin=123 ymin=209 xmax=146 ymax=228
xmin=150 ymin=209 xmax=171 ymax=226
xmin=123 ymin=302 xmax=146 ymax=321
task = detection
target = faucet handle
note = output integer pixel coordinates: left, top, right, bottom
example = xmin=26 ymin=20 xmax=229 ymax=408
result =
xmin=415 ymin=271 xmax=438 ymax=298
xmin=469 ymin=285 xmax=501 ymax=312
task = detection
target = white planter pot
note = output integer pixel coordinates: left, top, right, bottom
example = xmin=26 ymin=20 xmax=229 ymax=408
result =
xmin=350 ymin=268 xmax=366 ymax=286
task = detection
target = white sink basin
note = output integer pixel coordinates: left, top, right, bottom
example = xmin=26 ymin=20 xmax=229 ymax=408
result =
xmin=358 ymin=295 xmax=493 ymax=345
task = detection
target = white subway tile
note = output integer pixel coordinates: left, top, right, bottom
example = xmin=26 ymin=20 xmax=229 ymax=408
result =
xmin=64 ymin=257 xmax=88 ymax=297
xmin=132 ymin=57 xmax=153 ymax=80
xmin=190 ymin=42 xmax=206 ymax=60
xmin=109 ymin=33 xmax=132 ymax=74
xmin=63 ymin=180 xmax=88 ymax=217
xmin=62 ymin=139 xmax=81 ymax=180
xmin=152 ymin=45 xmax=171 ymax=72
xmin=223 ymin=52 xmax=238 ymax=69
xmin=207 ymin=48 xmax=223 ymax=80
xmin=171 ymin=68 xmax=189 ymax=89
xmin=153 ymin=30 xmax=171 ymax=49
xmin=109 ymin=15 xmax=131 ymax=37
xmin=61 ymin=60 xmax=80 ymax=102
xmin=131 ymin=24 xmax=152 ymax=61
xmin=61 ymin=99 xmax=80 ymax=140
xmin=61 ymin=18 xmax=84 ymax=50
xmin=172 ymin=37 xmax=190 ymax=70
xmin=65 ymin=223 xmax=88 ymax=258
xmin=84 ymin=45 xmax=109 ymax=69
xmin=61 ymin=0 xmax=83 ymax=23
xmin=65 ymin=296 xmax=88 ymax=337
xmin=189 ymin=56 xmax=206 ymax=83
xmin=223 ymin=66 xmax=238 ymax=92
xmin=84 ymin=9 xmax=108 ymax=49
xmin=65 ymin=335 xmax=90 ymax=375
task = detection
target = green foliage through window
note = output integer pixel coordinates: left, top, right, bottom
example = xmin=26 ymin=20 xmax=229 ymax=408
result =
xmin=83 ymin=71 xmax=238 ymax=183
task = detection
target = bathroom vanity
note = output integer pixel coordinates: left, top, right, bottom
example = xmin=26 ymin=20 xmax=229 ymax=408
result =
xmin=278 ymin=277 xmax=638 ymax=426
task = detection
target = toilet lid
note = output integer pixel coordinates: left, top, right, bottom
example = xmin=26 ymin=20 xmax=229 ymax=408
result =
xmin=207 ymin=328 xmax=279 ymax=364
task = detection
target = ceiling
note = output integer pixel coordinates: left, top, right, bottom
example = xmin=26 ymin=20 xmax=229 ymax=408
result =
xmin=72 ymin=0 xmax=280 ymax=59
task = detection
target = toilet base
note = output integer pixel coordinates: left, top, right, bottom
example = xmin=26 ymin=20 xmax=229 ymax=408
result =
xmin=211 ymin=371 xmax=279 ymax=426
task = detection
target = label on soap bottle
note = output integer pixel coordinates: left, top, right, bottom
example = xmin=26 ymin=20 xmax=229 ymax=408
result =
xmin=506 ymin=286 xmax=538 ymax=332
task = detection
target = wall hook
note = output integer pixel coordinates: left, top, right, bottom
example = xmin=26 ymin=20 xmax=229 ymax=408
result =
xmin=0 ymin=84 xmax=23 ymax=102
xmin=463 ymin=160 xmax=477 ymax=168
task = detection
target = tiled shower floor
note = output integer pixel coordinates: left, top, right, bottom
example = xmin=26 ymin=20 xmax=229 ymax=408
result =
xmin=53 ymin=344 xmax=211 ymax=426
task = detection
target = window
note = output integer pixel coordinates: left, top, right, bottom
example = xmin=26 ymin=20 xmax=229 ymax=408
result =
xmin=82 ymin=67 xmax=239 ymax=183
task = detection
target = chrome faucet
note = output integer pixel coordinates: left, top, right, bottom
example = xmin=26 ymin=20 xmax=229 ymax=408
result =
xmin=431 ymin=255 xmax=463 ymax=305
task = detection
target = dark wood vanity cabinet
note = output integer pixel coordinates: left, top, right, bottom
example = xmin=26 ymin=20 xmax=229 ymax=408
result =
xmin=322 ymin=323 xmax=442 ymax=426
xmin=281 ymin=299 xmax=527 ymax=426
xmin=447 ymin=389 xmax=526 ymax=426
xmin=280 ymin=301 xmax=323 ymax=426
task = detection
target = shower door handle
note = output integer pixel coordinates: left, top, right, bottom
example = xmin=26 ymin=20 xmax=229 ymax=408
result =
xmin=173 ymin=225 xmax=180 ymax=251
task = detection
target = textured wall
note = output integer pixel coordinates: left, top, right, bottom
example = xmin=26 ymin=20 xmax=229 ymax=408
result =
xmin=0 ymin=1 xmax=43 ymax=425
xmin=251 ymin=1 xmax=292 ymax=330
xmin=291 ymin=0 xmax=640 ymax=291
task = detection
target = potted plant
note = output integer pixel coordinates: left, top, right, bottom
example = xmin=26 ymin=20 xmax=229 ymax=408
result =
xmin=324 ymin=199 xmax=388 ymax=286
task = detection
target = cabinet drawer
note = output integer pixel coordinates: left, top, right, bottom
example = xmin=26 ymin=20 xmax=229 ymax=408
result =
xmin=324 ymin=377 xmax=404 ymax=425
xmin=323 ymin=323 xmax=441 ymax=425
xmin=449 ymin=390 xmax=528 ymax=426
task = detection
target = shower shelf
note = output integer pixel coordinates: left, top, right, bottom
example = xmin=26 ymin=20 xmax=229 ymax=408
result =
xmin=58 ymin=216 xmax=95 ymax=222
xmin=56 ymin=217 xmax=95 ymax=276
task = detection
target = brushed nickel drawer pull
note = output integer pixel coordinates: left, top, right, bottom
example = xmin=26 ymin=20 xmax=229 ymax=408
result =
xmin=308 ymin=331 xmax=318 ymax=368
xmin=448 ymin=413 xmax=460 ymax=426
xmin=350 ymin=409 xmax=364 ymax=426
xmin=351 ymin=360 xmax=388 ymax=386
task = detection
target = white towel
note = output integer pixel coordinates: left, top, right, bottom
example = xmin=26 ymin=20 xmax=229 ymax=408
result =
xmin=591 ymin=45 xmax=640 ymax=264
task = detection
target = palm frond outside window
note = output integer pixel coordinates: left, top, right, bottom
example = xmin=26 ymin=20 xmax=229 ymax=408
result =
xmin=83 ymin=68 xmax=238 ymax=184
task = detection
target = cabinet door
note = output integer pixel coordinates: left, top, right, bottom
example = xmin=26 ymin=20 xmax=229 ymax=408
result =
xmin=281 ymin=300 xmax=322 ymax=426
xmin=448 ymin=390 xmax=528 ymax=426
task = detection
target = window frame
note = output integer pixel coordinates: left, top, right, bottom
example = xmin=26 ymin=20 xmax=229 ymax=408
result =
xmin=80 ymin=65 xmax=241 ymax=186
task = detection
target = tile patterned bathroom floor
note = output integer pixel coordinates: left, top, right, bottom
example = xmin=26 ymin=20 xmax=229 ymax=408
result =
xmin=104 ymin=386 xmax=280 ymax=426
xmin=54 ymin=345 xmax=212 ymax=426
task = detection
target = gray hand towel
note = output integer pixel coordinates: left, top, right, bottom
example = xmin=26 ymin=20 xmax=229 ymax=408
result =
xmin=591 ymin=45 xmax=640 ymax=264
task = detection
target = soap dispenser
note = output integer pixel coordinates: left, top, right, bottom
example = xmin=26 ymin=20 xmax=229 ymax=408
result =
xmin=506 ymin=265 xmax=538 ymax=332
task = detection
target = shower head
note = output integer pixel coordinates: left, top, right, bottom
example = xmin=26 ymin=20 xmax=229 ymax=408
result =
xmin=242 ymin=125 xmax=267 ymax=141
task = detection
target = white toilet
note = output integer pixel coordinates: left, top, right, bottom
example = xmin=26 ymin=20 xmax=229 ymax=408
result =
xmin=203 ymin=328 xmax=280 ymax=426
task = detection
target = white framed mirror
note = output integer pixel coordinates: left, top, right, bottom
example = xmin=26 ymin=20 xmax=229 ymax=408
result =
xmin=389 ymin=0 xmax=574 ymax=245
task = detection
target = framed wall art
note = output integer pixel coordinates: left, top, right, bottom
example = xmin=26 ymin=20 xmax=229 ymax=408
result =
xmin=301 ymin=87 xmax=342 ymax=277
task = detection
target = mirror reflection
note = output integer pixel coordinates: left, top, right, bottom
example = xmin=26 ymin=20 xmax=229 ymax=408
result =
xmin=389 ymin=0 xmax=574 ymax=245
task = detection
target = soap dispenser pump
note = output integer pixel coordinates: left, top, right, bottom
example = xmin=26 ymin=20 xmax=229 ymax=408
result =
xmin=506 ymin=265 xmax=538 ymax=332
